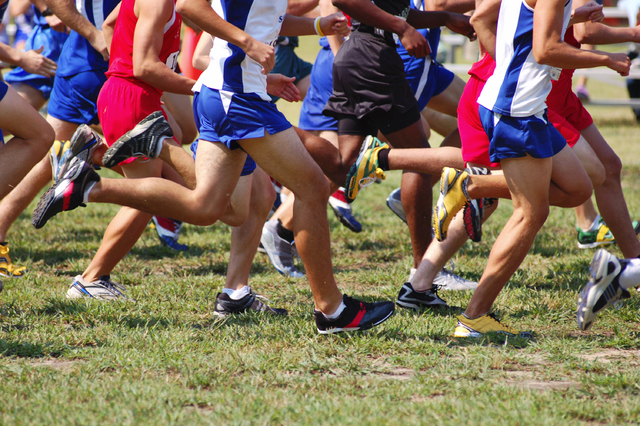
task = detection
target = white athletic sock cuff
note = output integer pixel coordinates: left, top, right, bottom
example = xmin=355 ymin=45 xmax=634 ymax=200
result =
xmin=324 ymin=300 xmax=346 ymax=320
xmin=154 ymin=136 xmax=170 ymax=158
xmin=230 ymin=286 xmax=251 ymax=300
xmin=619 ymin=259 xmax=640 ymax=290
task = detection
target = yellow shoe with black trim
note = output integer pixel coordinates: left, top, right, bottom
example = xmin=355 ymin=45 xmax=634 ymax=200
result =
xmin=0 ymin=242 xmax=27 ymax=278
xmin=345 ymin=136 xmax=388 ymax=203
xmin=433 ymin=167 xmax=471 ymax=242
xmin=454 ymin=313 xmax=532 ymax=338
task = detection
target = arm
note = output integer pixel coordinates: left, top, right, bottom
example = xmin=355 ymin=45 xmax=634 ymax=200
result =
xmin=192 ymin=33 xmax=212 ymax=71
xmin=132 ymin=0 xmax=195 ymax=95
xmin=287 ymin=0 xmax=320 ymax=17
xmin=572 ymin=0 xmax=640 ymax=44
xmin=407 ymin=9 xmax=475 ymax=39
xmin=533 ymin=0 xmax=630 ymax=75
xmin=30 ymin=0 xmax=67 ymax=32
xmin=469 ymin=0 xmax=500 ymax=59
xmin=43 ymin=0 xmax=109 ymax=60
xmin=425 ymin=0 xmax=475 ymax=13
xmin=332 ymin=0 xmax=431 ymax=57
xmin=320 ymin=0 xmax=344 ymax=55
xmin=102 ymin=2 xmax=121 ymax=53
xmin=279 ymin=13 xmax=349 ymax=38
xmin=176 ymin=0 xmax=275 ymax=73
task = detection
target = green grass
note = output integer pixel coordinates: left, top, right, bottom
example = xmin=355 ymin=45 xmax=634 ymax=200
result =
xmin=2 ymin=38 xmax=640 ymax=424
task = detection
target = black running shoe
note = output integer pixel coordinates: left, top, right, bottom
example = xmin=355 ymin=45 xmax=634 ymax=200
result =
xmin=102 ymin=111 xmax=173 ymax=168
xmin=396 ymin=282 xmax=448 ymax=310
xmin=314 ymin=294 xmax=395 ymax=334
xmin=214 ymin=289 xmax=288 ymax=318
xmin=32 ymin=157 xmax=100 ymax=229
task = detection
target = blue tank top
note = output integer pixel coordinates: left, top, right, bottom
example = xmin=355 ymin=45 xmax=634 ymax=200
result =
xmin=57 ymin=0 xmax=121 ymax=77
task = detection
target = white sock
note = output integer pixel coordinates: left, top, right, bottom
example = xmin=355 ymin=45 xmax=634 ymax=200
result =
xmin=324 ymin=300 xmax=346 ymax=319
xmin=229 ymin=286 xmax=251 ymax=300
xmin=580 ymin=214 xmax=600 ymax=232
xmin=153 ymin=136 xmax=170 ymax=158
xmin=83 ymin=182 xmax=97 ymax=204
xmin=619 ymin=259 xmax=640 ymax=290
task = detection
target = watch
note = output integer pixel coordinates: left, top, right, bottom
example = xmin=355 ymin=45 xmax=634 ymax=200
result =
xmin=41 ymin=7 xmax=54 ymax=17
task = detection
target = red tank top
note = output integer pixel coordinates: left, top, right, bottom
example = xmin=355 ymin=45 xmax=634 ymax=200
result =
xmin=468 ymin=52 xmax=496 ymax=83
xmin=106 ymin=0 xmax=182 ymax=96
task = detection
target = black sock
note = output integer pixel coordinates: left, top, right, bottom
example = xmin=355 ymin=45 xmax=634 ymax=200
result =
xmin=378 ymin=148 xmax=390 ymax=171
xmin=277 ymin=219 xmax=294 ymax=243
xmin=0 ymin=242 xmax=6 ymax=246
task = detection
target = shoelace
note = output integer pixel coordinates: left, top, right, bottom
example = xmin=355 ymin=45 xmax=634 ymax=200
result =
xmin=97 ymin=277 xmax=127 ymax=297
xmin=487 ymin=313 xmax=517 ymax=333
xmin=359 ymin=168 xmax=386 ymax=188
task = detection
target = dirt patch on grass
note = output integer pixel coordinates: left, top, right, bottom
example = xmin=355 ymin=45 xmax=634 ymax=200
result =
xmin=29 ymin=359 xmax=82 ymax=370
xmin=503 ymin=370 xmax=580 ymax=391
xmin=577 ymin=349 xmax=640 ymax=364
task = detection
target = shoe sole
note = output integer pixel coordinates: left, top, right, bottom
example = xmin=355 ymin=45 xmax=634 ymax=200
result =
xmin=345 ymin=136 xmax=377 ymax=203
xmin=32 ymin=186 xmax=58 ymax=229
xmin=396 ymin=299 xmax=449 ymax=310
xmin=433 ymin=168 xmax=466 ymax=242
xmin=317 ymin=308 xmax=395 ymax=334
xmin=577 ymin=240 xmax=615 ymax=249
xmin=576 ymin=249 xmax=622 ymax=330
xmin=260 ymin=226 xmax=304 ymax=278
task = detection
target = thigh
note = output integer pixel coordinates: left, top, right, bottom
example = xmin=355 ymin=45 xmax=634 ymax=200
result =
xmin=550 ymin=144 xmax=592 ymax=195
xmin=0 ymin=86 xmax=51 ymax=142
xmin=46 ymin=116 xmax=80 ymax=141
xmin=501 ymin=155 xmax=552 ymax=209
xmin=383 ymin=119 xmax=430 ymax=149
xmin=193 ymin=138 xmax=246 ymax=202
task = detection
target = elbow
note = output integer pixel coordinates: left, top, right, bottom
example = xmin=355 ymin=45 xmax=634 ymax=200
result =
xmin=132 ymin=63 xmax=152 ymax=81
xmin=176 ymin=0 xmax=189 ymax=16
xmin=332 ymin=0 xmax=347 ymax=10
xmin=532 ymin=47 xmax=551 ymax=65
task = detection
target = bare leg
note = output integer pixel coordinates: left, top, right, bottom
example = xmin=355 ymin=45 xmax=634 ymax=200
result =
xmin=162 ymin=93 xmax=198 ymax=145
xmin=582 ymin=123 xmax=640 ymax=258
xmin=225 ymin=167 xmax=275 ymax=290
xmin=0 ymin=89 xmax=55 ymax=200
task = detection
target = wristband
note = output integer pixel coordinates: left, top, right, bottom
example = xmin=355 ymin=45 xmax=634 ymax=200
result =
xmin=41 ymin=7 xmax=54 ymax=17
xmin=314 ymin=17 xmax=325 ymax=37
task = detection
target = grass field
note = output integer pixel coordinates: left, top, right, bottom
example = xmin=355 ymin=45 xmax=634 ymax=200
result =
xmin=2 ymin=37 xmax=640 ymax=424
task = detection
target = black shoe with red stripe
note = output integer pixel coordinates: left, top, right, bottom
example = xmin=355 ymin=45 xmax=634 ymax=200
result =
xmin=32 ymin=157 xmax=100 ymax=229
xmin=314 ymin=294 xmax=395 ymax=334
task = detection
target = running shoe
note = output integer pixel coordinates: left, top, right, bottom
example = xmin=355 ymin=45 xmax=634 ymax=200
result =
xmin=433 ymin=167 xmax=470 ymax=242
xmin=314 ymin=294 xmax=395 ymax=334
xmin=345 ymin=136 xmax=388 ymax=203
xmin=576 ymin=218 xmax=640 ymax=249
xmin=101 ymin=111 xmax=173 ymax=168
xmin=0 ymin=279 xmax=3 ymax=293
xmin=575 ymin=84 xmax=590 ymax=102
xmin=32 ymin=157 xmax=100 ymax=229
xmin=151 ymin=216 xmax=188 ymax=251
xmin=576 ymin=249 xmax=631 ymax=330
xmin=260 ymin=219 xmax=304 ymax=278
xmin=214 ymin=289 xmax=288 ymax=318
xmin=396 ymin=282 xmax=448 ymax=309
xmin=0 ymin=242 xmax=27 ymax=278
xmin=67 ymin=275 xmax=130 ymax=301
xmin=52 ymin=125 xmax=101 ymax=183
xmin=49 ymin=140 xmax=71 ymax=183
xmin=328 ymin=193 xmax=362 ymax=233
xmin=463 ymin=166 xmax=489 ymax=243
xmin=386 ymin=187 xmax=407 ymax=223
xmin=454 ymin=313 xmax=532 ymax=338
xmin=433 ymin=269 xmax=478 ymax=291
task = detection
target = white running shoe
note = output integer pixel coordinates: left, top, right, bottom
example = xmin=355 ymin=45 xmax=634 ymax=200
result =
xmin=433 ymin=269 xmax=479 ymax=291
xmin=260 ymin=220 xmax=304 ymax=278
xmin=386 ymin=187 xmax=407 ymax=223
xmin=577 ymin=249 xmax=630 ymax=330
xmin=67 ymin=275 xmax=131 ymax=301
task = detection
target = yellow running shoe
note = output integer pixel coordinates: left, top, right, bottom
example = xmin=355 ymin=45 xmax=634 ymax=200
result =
xmin=0 ymin=242 xmax=27 ymax=278
xmin=433 ymin=167 xmax=470 ymax=242
xmin=345 ymin=136 xmax=388 ymax=203
xmin=454 ymin=313 xmax=532 ymax=338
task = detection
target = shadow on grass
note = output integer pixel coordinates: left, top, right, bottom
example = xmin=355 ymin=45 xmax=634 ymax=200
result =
xmin=0 ymin=339 xmax=69 ymax=358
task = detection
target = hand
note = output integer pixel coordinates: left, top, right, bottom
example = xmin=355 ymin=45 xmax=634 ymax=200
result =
xmin=607 ymin=52 xmax=631 ymax=76
xmin=88 ymin=29 xmax=109 ymax=61
xmin=266 ymin=74 xmax=301 ymax=102
xmin=243 ymin=37 xmax=275 ymax=74
xmin=320 ymin=13 xmax=351 ymax=38
xmin=18 ymin=46 xmax=57 ymax=77
xmin=45 ymin=15 xmax=67 ymax=33
xmin=445 ymin=13 xmax=476 ymax=41
xmin=573 ymin=2 xmax=604 ymax=24
xmin=399 ymin=25 xmax=430 ymax=58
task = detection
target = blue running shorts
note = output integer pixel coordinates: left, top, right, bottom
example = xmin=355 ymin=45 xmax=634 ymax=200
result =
xmin=405 ymin=58 xmax=455 ymax=111
xmin=479 ymin=105 xmax=567 ymax=163
xmin=193 ymin=86 xmax=291 ymax=149
xmin=190 ymin=139 xmax=256 ymax=176
xmin=4 ymin=24 xmax=68 ymax=100
xmin=48 ymin=70 xmax=106 ymax=125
